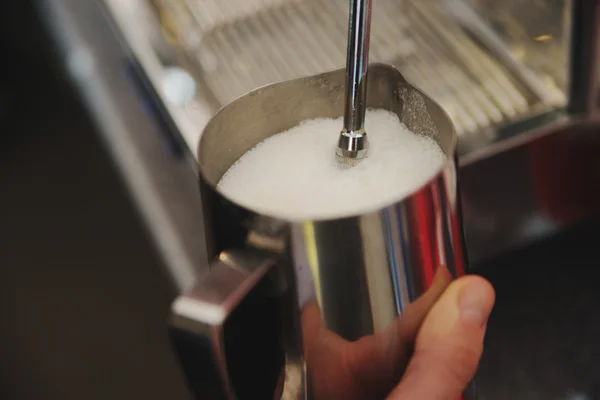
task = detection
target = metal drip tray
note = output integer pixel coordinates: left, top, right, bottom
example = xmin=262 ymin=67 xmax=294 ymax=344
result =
xmin=465 ymin=0 xmax=569 ymax=91
xmin=155 ymin=0 xmax=566 ymax=144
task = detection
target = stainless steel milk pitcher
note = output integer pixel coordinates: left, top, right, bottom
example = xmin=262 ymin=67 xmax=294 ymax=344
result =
xmin=169 ymin=63 xmax=468 ymax=399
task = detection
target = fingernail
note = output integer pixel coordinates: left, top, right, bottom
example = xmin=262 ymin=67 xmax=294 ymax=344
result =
xmin=458 ymin=282 xmax=490 ymax=327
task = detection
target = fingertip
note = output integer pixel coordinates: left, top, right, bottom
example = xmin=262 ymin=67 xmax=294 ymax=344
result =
xmin=456 ymin=276 xmax=495 ymax=328
xmin=417 ymin=275 xmax=495 ymax=339
xmin=388 ymin=276 xmax=494 ymax=399
xmin=458 ymin=275 xmax=495 ymax=300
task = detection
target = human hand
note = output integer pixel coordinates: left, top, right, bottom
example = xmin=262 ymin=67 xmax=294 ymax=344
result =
xmin=301 ymin=266 xmax=495 ymax=399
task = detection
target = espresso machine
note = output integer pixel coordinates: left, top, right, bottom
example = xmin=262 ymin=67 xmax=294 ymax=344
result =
xmin=136 ymin=0 xmax=600 ymax=264
xmin=40 ymin=0 xmax=600 ymax=398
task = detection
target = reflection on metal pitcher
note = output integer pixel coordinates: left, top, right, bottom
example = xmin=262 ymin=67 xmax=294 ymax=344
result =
xmin=169 ymin=64 xmax=470 ymax=399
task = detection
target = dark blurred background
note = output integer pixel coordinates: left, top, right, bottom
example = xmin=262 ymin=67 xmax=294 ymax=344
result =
xmin=0 ymin=2 xmax=189 ymax=399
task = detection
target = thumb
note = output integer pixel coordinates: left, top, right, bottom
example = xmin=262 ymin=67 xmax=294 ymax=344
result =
xmin=388 ymin=276 xmax=495 ymax=400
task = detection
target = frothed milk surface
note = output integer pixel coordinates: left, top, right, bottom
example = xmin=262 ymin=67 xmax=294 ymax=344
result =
xmin=217 ymin=109 xmax=446 ymax=220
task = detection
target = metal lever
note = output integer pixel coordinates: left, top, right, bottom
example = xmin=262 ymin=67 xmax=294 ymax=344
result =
xmin=169 ymin=249 xmax=306 ymax=400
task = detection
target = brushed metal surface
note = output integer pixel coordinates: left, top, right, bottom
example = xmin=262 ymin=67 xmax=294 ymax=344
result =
xmin=40 ymin=0 xmax=208 ymax=291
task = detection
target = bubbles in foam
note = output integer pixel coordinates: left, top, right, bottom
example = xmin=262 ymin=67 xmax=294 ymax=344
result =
xmin=217 ymin=109 xmax=446 ymax=220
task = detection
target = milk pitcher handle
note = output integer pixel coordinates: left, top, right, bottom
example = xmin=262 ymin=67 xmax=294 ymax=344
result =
xmin=168 ymin=248 xmax=304 ymax=400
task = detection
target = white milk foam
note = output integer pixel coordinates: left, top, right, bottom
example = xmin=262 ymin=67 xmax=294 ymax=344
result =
xmin=217 ymin=109 xmax=446 ymax=220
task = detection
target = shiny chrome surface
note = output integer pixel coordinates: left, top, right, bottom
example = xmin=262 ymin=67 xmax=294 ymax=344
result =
xmin=337 ymin=0 xmax=372 ymax=161
xmin=170 ymin=64 xmax=469 ymax=398
xmin=336 ymin=130 xmax=368 ymax=160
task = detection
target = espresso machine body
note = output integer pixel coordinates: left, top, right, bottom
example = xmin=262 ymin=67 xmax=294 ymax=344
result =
xmin=143 ymin=0 xmax=600 ymax=264
xmin=159 ymin=0 xmax=600 ymax=398
xmin=42 ymin=0 xmax=600 ymax=398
